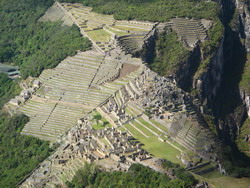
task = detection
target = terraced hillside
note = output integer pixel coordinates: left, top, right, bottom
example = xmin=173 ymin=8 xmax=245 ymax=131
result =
xmin=55 ymin=2 xmax=155 ymax=54
xmin=19 ymin=98 xmax=88 ymax=141
xmin=38 ymin=2 xmax=74 ymax=26
xmin=19 ymin=62 xmax=219 ymax=187
xmin=17 ymin=48 xmax=144 ymax=141
xmin=16 ymin=2 xmax=226 ymax=187
xmin=171 ymin=18 xmax=212 ymax=48
xmin=98 ymin=73 xmax=216 ymax=159
xmin=13 ymin=1 xmax=214 ymax=156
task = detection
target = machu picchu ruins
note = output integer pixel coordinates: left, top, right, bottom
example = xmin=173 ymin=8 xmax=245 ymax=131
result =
xmin=1 ymin=1 xmax=241 ymax=187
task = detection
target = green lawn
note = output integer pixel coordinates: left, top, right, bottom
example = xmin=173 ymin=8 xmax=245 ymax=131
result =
xmin=91 ymin=111 xmax=112 ymax=130
xmin=131 ymin=121 xmax=154 ymax=137
xmin=199 ymin=171 xmax=250 ymax=188
xmin=113 ymin=25 xmax=148 ymax=32
xmin=118 ymin=126 xmax=126 ymax=132
xmin=137 ymin=118 xmax=163 ymax=135
xmin=86 ymin=29 xmax=111 ymax=42
xmin=124 ymin=123 xmax=181 ymax=163
xmin=107 ymin=27 xmax=128 ymax=36
xmin=125 ymin=107 xmax=136 ymax=117
xmin=150 ymin=119 xmax=169 ymax=132
xmin=92 ymin=122 xmax=110 ymax=130
xmin=141 ymin=136 xmax=182 ymax=164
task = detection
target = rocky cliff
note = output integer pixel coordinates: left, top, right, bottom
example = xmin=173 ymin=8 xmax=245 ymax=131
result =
xmin=236 ymin=0 xmax=250 ymax=118
xmin=193 ymin=38 xmax=224 ymax=103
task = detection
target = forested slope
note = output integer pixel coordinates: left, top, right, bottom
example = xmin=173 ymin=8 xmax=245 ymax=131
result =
xmin=0 ymin=73 xmax=20 ymax=108
xmin=0 ymin=0 xmax=91 ymax=78
xmin=0 ymin=113 xmax=52 ymax=187
xmin=67 ymin=163 xmax=197 ymax=188
xmin=0 ymin=0 xmax=91 ymax=186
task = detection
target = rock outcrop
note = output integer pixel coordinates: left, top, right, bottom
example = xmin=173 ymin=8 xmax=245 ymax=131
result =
xmin=193 ymin=37 xmax=224 ymax=102
xmin=236 ymin=0 xmax=250 ymax=118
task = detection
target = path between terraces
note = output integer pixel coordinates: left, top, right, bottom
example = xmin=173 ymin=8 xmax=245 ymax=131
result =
xmin=31 ymin=95 xmax=94 ymax=110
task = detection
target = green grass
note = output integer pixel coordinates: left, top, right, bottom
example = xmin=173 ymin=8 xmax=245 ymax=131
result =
xmin=91 ymin=118 xmax=112 ymax=130
xmin=150 ymin=119 xmax=169 ymax=132
xmin=118 ymin=126 xmax=126 ymax=132
xmin=91 ymin=111 xmax=112 ymax=130
xmin=124 ymin=123 xmax=181 ymax=163
xmin=137 ymin=118 xmax=163 ymax=135
xmin=201 ymin=171 xmax=250 ymax=188
xmin=131 ymin=120 xmax=154 ymax=136
xmin=86 ymin=29 xmax=112 ymax=42
xmin=99 ymin=138 xmax=111 ymax=147
xmin=236 ymin=119 xmax=250 ymax=157
xmin=125 ymin=107 xmax=137 ymax=117
xmin=106 ymin=27 xmax=128 ymax=36
xmin=127 ymin=105 xmax=142 ymax=116
xmin=113 ymin=25 xmax=148 ymax=32
xmin=92 ymin=123 xmax=106 ymax=130
xmin=240 ymin=54 xmax=250 ymax=94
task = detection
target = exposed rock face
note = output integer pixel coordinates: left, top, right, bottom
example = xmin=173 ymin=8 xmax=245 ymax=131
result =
xmin=194 ymin=38 xmax=224 ymax=102
xmin=146 ymin=20 xmax=225 ymax=102
xmin=240 ymin=90 xmax=250 ymax=117
xmin=175 ymin=45 xmax=201 ymax=91
xmin=236 ymin=0 xmax=250 ymax=118
xmin=236 ymin=0 xmax=250 ymax=52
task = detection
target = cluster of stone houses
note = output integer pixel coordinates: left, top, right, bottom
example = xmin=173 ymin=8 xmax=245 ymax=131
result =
xmin=9 ymin=80 xmax=41 ymax=106
xmin=20 ymin=114 xmax=152 ymax=187
xmin=18 ymin=2 xmax=219 ymax=187
xmin=76 ymin=117 xmax=152 ymax=164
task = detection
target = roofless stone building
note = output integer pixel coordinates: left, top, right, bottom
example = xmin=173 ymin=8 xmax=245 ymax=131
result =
xmin=17 ymin=2 xmax=217 ymax=187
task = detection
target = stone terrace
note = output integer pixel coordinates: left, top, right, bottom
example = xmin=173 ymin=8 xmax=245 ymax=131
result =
xmin=36 ymin=51 xmax=107 ymax=106
xmin=117 ymin=35 xmax=145 ymax=54
xmin=55 ymin=2 xmax=155 ymax=54
xmin=18 ymin=3 xmax=218 ymax=186
xmin=18 ymin=50 xmax=145 ymax=141
xmin=171 ymin=18 xmax=212 ymax=48
xmin=97 ymin=69 xmax=216 ymax=162
xmin=20 ymin=99 xmax=88 ymax=142
xmin=38 ymin=2 xmax=74 ymax=26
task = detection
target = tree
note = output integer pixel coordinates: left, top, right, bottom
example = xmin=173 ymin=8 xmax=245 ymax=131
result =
xmin=166 ymin=179 xmax=185 ymax=188
xmin=93 ymin=114 xmax=102 ymax=125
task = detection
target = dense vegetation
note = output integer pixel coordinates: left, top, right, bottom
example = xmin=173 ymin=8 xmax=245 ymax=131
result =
xmin=237 ymin=119 xmax=250 ymax=157
xmin=149 ymin=29 xmax=189 ymax=76
xmin=0 ymin=0 xmax=91 ymax=186
xmin=0 ymin=73 xmax=21 ymax=108
xmin=0 ymin=112 xmax=52 ymax=187
xmin=0 ymin=0 xmax=91 ymax=79
xmin=216 ymin=144 xmax=250 ymax=177
xmin=67 ymin=162 xmax=197 ymax=188
xmin=71 ymin=0 xmax=219 ymax=22
xmin=240 ymin=54 xmax=250 ymax=94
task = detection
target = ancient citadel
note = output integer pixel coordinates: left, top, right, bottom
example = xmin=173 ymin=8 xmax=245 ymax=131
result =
xmin=4 ymin=2 xmax=226 ymax=187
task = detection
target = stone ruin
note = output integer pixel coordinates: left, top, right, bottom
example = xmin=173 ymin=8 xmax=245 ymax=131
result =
xmin=20 ymin=116 xmax=152 ymax=188
xmin=16 ymin=2 xmax=219 ymax=187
